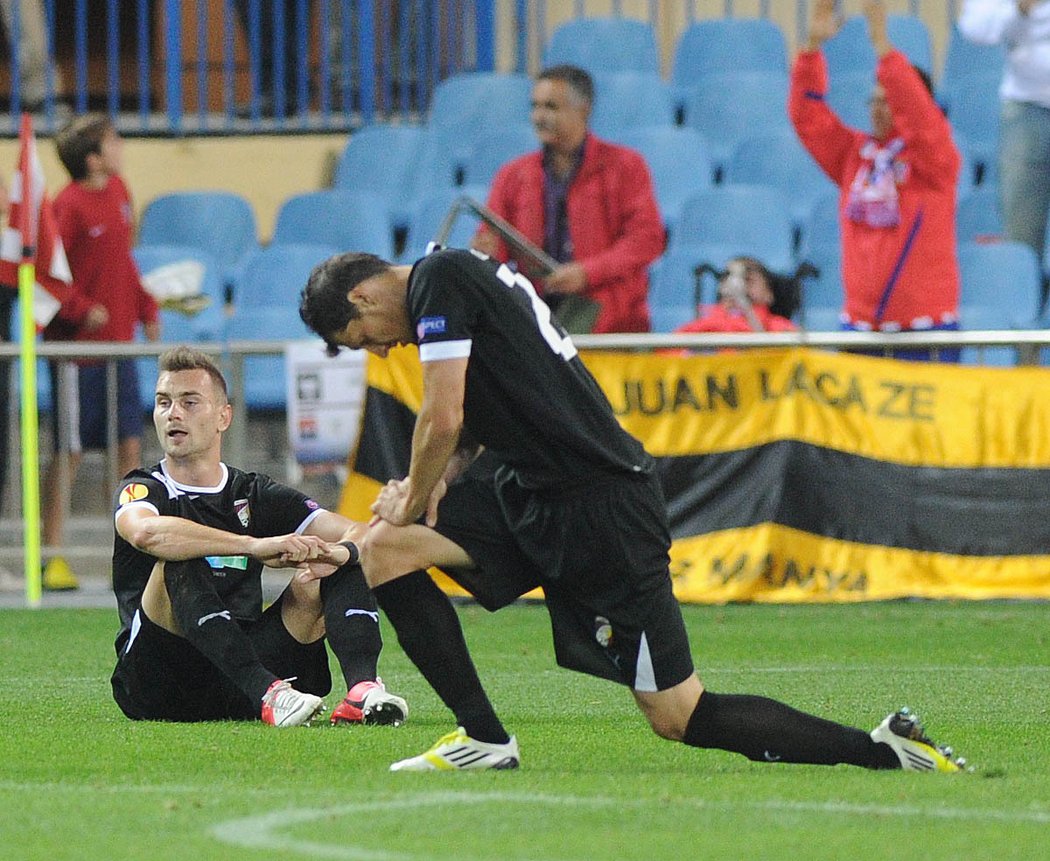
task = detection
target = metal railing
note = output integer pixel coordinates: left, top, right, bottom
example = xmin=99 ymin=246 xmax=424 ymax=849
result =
xmin=0 ymin=330 xmax=1046 ymax=578
xmin=3 ymin=0 xmax=965 ymax=137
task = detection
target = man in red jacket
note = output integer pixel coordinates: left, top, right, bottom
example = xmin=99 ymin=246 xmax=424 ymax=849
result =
xmin=472 ymin=65 xmax=665 ymax=333
xmin=789 ymin=0 xmax=961 ymax=361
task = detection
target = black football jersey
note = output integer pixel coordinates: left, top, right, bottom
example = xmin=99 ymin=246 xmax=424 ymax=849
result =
xmin=112 ymin=461 xmax=325 ymax=637
xmin=407 ymin=248 xmax=652 ymax=488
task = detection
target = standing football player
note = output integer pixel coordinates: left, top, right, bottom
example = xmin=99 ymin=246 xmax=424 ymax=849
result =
xmin=110 ymin=346 xmax=407 ymax=728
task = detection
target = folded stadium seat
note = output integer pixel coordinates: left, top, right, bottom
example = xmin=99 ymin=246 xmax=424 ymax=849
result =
xmin=333 ymin=124 xmax=427 ymax=228
xmin=459 ymin=125 xmax=537 ymax=189
xmin=940 ymin=24 xmax=1006 ymax=102
xmin=724 ymin=130 xmax=838 ymax=244
xmin=400 ymin=185 xmax=488 ymax=263
xmin=956 ymin=187 xmax=1004 ymax=245
xmin=795 ymin=245 xmax=844 ymax=329
xmin=796 ymin=188 xmax=842 ymax=264
xmin=614 ymin=126 xmax=714 ymax=234
xmin=272 ymin=190 xmax=396 ymax=259
xmin=138 ymin=191 xmax=260 ymax=281
xmin=681 ymin=71 xmax=791 ymax=176
xmin=543 ymin=17 xmax=660 ymax=78
xmin=671 ymin=185 xmax=795 ymax=273
xmin=426 ymin=72 xmax=533 ymax=184
xmin=940 ymin=70 xmax=1003 ymax=181
xmin=226 ymin=243 xmax=338 ymax=412
xmin=133 ymin=244 xmax=227 ymax=311
xmin=958 ymin=241 xmax=1042 ymax=328
xmin=670 ymin=17 xmax=788 ymax=119
xmin=590 ymin=72 xmax=676 ymax=141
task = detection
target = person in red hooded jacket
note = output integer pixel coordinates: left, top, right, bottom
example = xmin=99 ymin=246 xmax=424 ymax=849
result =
xmin=472 ymin=65 xmax=665 ymax=334
xmin=789 ymin=0 xmax=961 ymax=361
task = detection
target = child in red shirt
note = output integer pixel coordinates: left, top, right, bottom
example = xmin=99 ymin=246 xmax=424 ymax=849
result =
xmin=41 ymin=115 xmax=160 ymax=590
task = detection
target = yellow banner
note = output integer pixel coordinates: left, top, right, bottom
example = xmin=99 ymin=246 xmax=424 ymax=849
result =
xmin=340 ymin=346 xmax=1050 ymax=602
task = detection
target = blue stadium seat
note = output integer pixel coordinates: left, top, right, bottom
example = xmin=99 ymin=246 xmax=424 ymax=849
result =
xmin=671 ymin=186 xmax=795 ymax=272
xmin=648 ymin=247 xmax=709 ymax=316
xmin=591 ymin=72 xmax=676 ymax=140
xmin=426 ymin=72 xmax=533 ymax=183
xmin=797 ymin=245 xmax=844 ymax=321
xmin=459 ymin=125 xmax=536 ymax=188
xmin=133 ymin=245 xmax=226 ymax=308
xmin=229 ymin=243 xmax=340 ymax=308
xmin=887 ymin=15 xmax=934 ymax=77
xmin=958 ymin=241 xmax=1043 ymax=329
xmin=671 ymin=17 xmax=788 ymax=84
xmin=333 ymin=124 xmax=427 ymax=226
xmin=956 ymin=188 xmax=1004 ymax=245
xmin=941 ymin=24 xmax=1005 ymax=97
xmin=822 ymin=16 xmax=877 ymax=77
xmin=615 ymin=126 xmax=714 ymax=232
xmin=400 ymin=185 xmax=488 ymax=263
xmin=138 ymin=191 xmax=259 ymax=275
xmin=225 ymin=307 xmax=315 ymax=411
xmin=724 ymin=130 xmax=838 ymax=237
xmin=272 ymin=190 xmax=396 ymax=258
xmin=941 ymin=70 xmax=1002 ymax=176
xmin=682 ymin=71 xmax=791 ymax=175
xmin=544 ymin=17 xmax=660 ymax=78
xmin=797 ymin=188 xmax=842 ymax=263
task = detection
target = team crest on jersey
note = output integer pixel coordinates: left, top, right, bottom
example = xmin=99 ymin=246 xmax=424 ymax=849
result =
xmin=119 ymin=483 xmax=149 ymax=506
xmin=594 ymin=616 xmax=613 ymax=648
xmin=234 ymin=498 xmax=250 ymax=528
xmin=417 ymin=316 xmax=447 ymax=340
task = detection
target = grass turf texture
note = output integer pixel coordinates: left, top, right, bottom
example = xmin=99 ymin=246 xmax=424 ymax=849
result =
xmin=1 ymin=601 xmax=1048 ymax=860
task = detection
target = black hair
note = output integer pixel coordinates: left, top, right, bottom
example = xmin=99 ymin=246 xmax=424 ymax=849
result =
xmin=299 ymin=252 xmax=391 ymax=355
xmin=537 ymin=64 xmax=594 ymax=107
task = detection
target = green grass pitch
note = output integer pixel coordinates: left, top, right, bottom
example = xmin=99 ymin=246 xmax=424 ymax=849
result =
xmin=2 ymin=600 xmax=1048 ymax=860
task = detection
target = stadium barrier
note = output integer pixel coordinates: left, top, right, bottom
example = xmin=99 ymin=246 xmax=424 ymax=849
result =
xmin=2 ymin=332 xmax=1048 ymax=602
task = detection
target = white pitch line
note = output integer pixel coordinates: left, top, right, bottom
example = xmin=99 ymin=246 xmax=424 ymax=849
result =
xmin=210 ymin=791 xmax=1050 ymax=861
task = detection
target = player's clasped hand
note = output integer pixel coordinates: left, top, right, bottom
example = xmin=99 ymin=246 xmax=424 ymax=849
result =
xmin=371 ymin=478 xmax=417 ymax=527
xmin=254 ymin=533 xmax=328 ymax=567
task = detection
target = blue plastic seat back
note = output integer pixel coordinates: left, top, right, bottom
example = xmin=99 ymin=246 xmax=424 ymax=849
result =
xmin=138 ymin=191 xmax=259 ymax=272
xmin=615 ymin=126 xmax=714 ymax=233
xmin=941 ymin=24 xmax=1005 ymax=95
xmin=225 ymin=306 xmax=315 ymax=411
xmin=591 ymin=72 xmax=676 ymax=139
xmin=544 ymin=17 xmax=660 ymax=77
xmin=460 ymin=125 xmax=536 ymax=188
xmin=956 ymin=188 xmax=1004 ymax=244
xmin=958 ymin=241 xmax=1043 ymax=329
xmin=334 ymin=124 xmax=427 ymax=225
xmin=273 ymin=190 xmax=396 ymax=258
xmin=682 ymin=71 xmax=791 ymax=172
xmin=672 ymin=18 xmax=788 ymax=88
xmin=401 ymin=185 xmax=488 ymax=263
xmin=230 ymin=243 xmax=340 ymax=309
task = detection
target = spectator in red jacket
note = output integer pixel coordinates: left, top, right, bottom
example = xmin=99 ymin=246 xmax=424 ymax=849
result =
xmin=472 ymin=65 xmax=665 ymax=333
xmin=789 ymin=0 xmax=961 ymax=361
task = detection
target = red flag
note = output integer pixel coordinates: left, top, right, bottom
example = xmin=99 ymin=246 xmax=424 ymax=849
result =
xmin=0 ymin=113 xmax=72 ymax=327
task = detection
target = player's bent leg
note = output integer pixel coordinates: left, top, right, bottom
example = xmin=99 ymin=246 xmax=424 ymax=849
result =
xmin=279 ymin=575 xmax=326 ymax=644
xmin=359 ymin=520 xmax=473 ymax=587
xmin=139 ymin=561 xmax=179 ymax=633
xmin=633 ymin=673 xmax=704 ymax=741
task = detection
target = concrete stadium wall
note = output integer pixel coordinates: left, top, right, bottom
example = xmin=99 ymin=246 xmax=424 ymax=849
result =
xmin=0 ymin=135 xmax=346 ymax=243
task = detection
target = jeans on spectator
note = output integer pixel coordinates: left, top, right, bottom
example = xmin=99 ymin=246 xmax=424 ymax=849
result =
xmin=999 ymin=99 xmax=1050 ymax=276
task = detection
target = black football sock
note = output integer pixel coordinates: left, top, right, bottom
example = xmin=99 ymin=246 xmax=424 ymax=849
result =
xmin=320 ymin=563 xmax=383 ymax=690
xmin=164 ymin=558 xmax=277 ymax=703
xmin=372 ymin=570 xmax=509 ymax=744
xmin=683 ymin=691 xmax=900 ymax=769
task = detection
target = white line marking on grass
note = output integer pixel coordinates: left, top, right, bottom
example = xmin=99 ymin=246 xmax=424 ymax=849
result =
xmin=210 ymin=791 xmax=1050 ymax=860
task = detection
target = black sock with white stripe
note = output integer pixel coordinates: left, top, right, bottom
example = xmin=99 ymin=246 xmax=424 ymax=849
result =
xmin=320 ymin=564 xmax=383 ymax=690
xmin=372 ymin=570 xmax=510 ymax=744
xmin=164 ymin=558 xmax=277 ymax=703
xmin=683 ymin=691 xmax=900 ymax=769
